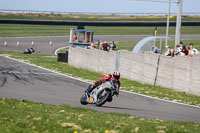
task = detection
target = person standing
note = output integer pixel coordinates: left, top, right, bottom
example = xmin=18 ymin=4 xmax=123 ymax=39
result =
xmin=73 ymin=33 xmax=77 ymax=42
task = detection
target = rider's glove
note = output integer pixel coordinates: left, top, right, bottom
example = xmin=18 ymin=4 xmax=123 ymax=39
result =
xmin=102 ymin=79 xmax=106 ymax=83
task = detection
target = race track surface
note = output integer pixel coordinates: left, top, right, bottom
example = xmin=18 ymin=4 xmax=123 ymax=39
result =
xmin=1 ymin=34 xmax=200 ymax=55
xmin=0 ymin=56 xmax=200 ymax=123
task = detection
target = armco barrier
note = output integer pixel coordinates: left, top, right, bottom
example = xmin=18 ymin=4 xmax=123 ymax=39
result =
xmin=68 ymin=47 xmax=200 ymax=95
xmin=1 ymin=19 xmax=200 ymax=26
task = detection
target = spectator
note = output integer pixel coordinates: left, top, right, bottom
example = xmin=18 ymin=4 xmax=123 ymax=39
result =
xmin=109 ymin=41 xmax=116 ymax=51
xmin=90 ymin=41 xmax=96 ymax=49
xmin=179 ymin=42 xmax=186 ymax=50
xmin=73 ymin=33 xmax=77 ymax=42
xmin=188 ymin=43 xmax=200 ymax=57
xmin=152 ymin=45 xmax=162 ymax=54
xmin=175 ymin=42 xmax=188 ymax=56
xmin=164 ymin=45 xmax=174 ymax=57
xmin=181 ymin=45 xmax=188 ymax=56
xmin=175 ymin=44 xmax=184 ymax=55
xmin=101 ymin=41 xmax=110 ymax=51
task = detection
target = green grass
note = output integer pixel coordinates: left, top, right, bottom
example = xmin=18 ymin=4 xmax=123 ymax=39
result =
xmin=114 ymin=40 xmax=200 ymax=52
xmin=0 ymin=24 xmax=76 ymax=37
xmin=0 ymin=51 xmax=200 ymax=107
xmin=115 ymin=41 xmax=138 ymax=51
xmin=1 ymin=24 xmax=200 ymax=37
xmin=0 ymin=98 xmax=200 ymax=133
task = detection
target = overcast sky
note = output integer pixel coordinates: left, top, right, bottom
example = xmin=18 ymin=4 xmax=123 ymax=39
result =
xmin=0 ymin=0 xmax=199 ymax=14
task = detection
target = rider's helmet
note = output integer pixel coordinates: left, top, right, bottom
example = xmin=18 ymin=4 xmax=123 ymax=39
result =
xmin=113 ymin=71 xmax=120 ymax=80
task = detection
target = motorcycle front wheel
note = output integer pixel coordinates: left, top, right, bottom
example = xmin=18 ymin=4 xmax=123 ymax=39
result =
xmin=80 ymin=93 xmax=88 ymax=105
xmin=96 ymin=90 xmax=110 ymax=106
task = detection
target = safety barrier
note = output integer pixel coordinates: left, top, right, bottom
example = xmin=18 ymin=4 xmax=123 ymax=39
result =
xmin=1 ymin=19 xmax=200 ymax=26
xmin=68 ymin=47 xmax=200 ymax=96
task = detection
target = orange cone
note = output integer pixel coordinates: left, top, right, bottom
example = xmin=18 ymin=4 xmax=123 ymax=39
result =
xmin=49 ymin=41 xmax=53 ymax=46
xmin=16 ymin=41 xmax=20 ymax=46
xmin=4 ymin=41 xmax=7 ymax=47
xmin=31 ymin=41 xmax=34 ymax=47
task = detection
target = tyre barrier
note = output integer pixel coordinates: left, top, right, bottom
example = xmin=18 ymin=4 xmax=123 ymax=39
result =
xmin=57 ymin=51 xmax=68 ymax=62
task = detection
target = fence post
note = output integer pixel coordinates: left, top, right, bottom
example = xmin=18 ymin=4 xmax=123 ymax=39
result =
xmin=154 ymin=54 xmax=161 ymax=86
xmin=115 ymin=51 xmax=120 ymax=71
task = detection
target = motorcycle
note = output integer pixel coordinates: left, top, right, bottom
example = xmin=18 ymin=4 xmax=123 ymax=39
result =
xmin=80 ymin=80 xmax=119 ymax=106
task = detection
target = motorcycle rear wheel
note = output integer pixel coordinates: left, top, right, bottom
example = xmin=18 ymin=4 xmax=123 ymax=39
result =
xmin=96 ymin=90 xmax=110 ymax=106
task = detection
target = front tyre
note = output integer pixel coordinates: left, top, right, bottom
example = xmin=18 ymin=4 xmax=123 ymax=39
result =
xmin=80 ymin=93 xmax=88 ymax=105
xmin=96 ymin=90 xmax=110 ymax=106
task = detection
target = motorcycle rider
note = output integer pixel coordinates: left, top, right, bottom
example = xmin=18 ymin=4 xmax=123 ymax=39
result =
xmin=85 ymin=71 xmax=120 ymax=96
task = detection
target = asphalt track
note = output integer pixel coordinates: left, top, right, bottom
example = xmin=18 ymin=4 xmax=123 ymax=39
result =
xmin=0 ymin=35 xmax=200 ymax=123
xmin=0 ymin=55 xmax=200 ymax=123
xmin=1 ymin=34 xmax=200 ymax=55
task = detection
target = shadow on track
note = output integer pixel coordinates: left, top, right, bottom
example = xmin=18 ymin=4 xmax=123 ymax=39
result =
xmin=99 ymin=105 xmax=147 ymax=112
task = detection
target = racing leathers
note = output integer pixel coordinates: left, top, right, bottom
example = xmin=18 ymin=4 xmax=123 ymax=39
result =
xmin=86 ymin=74 xmax=120 ymax=95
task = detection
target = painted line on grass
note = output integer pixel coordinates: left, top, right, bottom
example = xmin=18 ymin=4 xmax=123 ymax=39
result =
xmin=1 ymin=54 xmax=200 ymax=109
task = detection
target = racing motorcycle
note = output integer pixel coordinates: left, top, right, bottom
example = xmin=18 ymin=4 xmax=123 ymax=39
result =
xmin=80 ymin=80 xmax=119 ymax=106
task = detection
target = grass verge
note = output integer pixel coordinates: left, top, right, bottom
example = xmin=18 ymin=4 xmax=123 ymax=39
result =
xmin=0 ymin=51 xmax=200 ymax=106
xmin=55 ymin=39 xmax=200 ymax=54
xmin=115 ymin=40 xmax=200 ymax=52
xmin=0 ymin=98 xmax=200 ymax=133
xmin=1 ymin=24 xmax=200 ymax=37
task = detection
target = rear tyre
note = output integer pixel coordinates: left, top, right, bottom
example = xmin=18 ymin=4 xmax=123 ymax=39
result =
xmin=107 ymin=95 xmax=113 ymax=102
xmin=96 ymin=90 xmax=110 ymax=106
xmin=80 ymin=94 xmax=88 ymax=105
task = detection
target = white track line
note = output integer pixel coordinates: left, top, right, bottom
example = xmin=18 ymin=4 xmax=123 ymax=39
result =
xmin=54 ymin=46 xmax=69 ymax=55
xmin=0 ymin=36 xmax=68 ymax=39
xmin=1 ymin=54 xmax=200 ymax=109
xmin=122 ymin=90 xmax=200 ymax=109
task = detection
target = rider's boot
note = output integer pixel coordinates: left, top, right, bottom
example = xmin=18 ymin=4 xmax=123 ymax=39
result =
xmin=85 ymin=85 xmax=94 ymax=96
xmin=85 ymin=89 xmax=90 ymax=97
